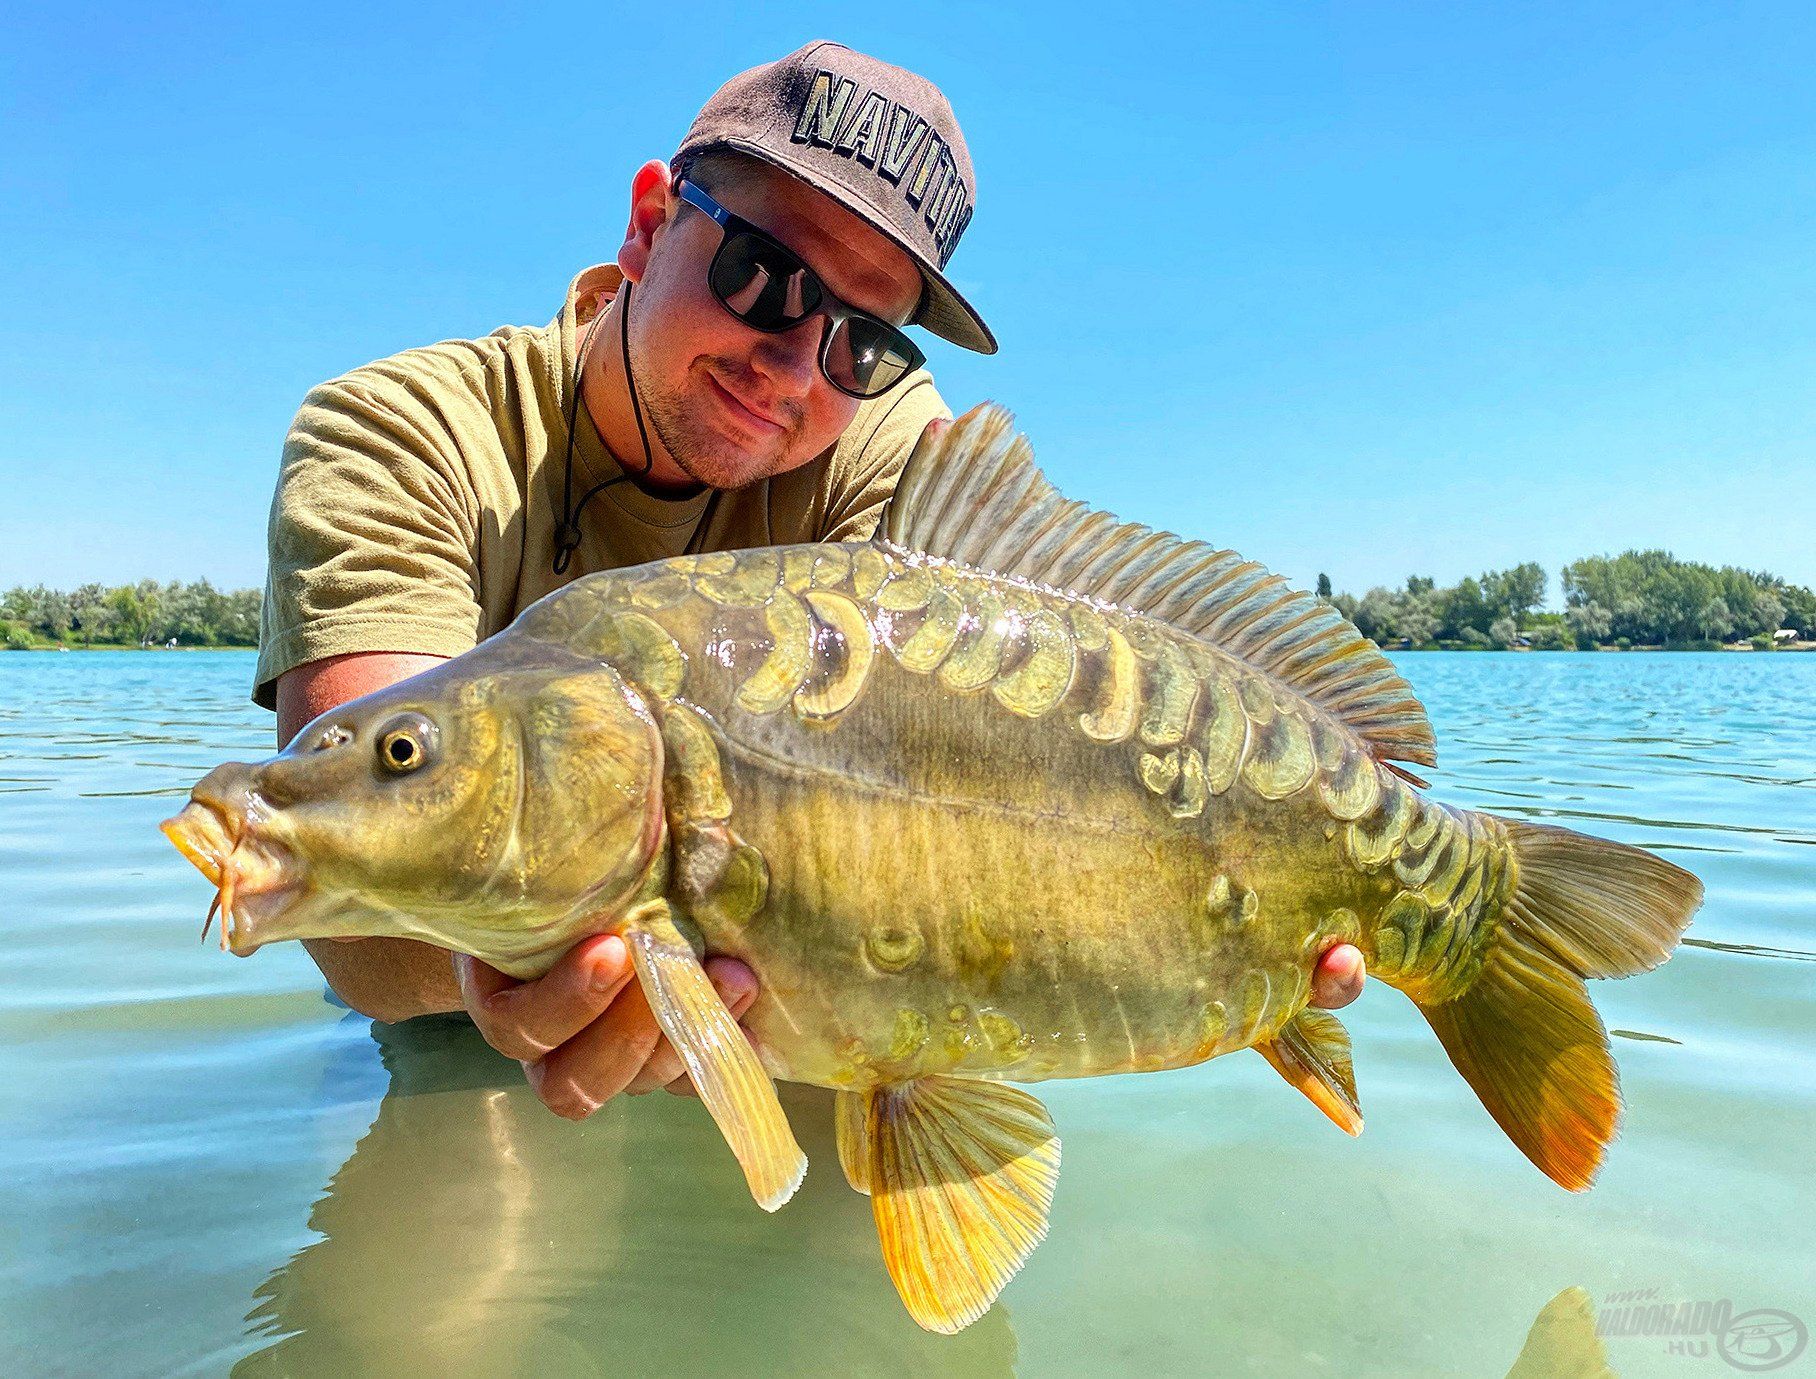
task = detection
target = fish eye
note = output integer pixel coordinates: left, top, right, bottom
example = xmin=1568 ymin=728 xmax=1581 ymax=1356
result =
xmin=375 ymin=713 xmax=438 ymax=775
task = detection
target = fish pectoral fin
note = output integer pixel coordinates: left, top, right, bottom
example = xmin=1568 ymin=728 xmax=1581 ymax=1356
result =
xmin=621 ymin=902 xmax=806 ymax=1211
xmin=1256 ymin=1008 xmax=1363 ymax=1136
xmin=864 ymin=1076 xmax=1061 ymax=1334
xmin=835 ymin=1089 xmax=871 ymax=1194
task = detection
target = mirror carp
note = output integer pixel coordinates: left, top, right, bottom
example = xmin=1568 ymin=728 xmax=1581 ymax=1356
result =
xmin=163 ymin=406 xmax=1702 ymax=1333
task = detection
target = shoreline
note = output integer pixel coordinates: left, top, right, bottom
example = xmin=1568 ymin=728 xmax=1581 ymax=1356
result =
xmin=1 ymin=644 xmax=256 ymax=653
xmin=1386 ymin=642 xmax=1815 ymax=654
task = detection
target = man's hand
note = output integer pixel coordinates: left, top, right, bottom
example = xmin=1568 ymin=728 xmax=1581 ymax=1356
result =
xmin=455 ymin=934 xmax=760 ymax=1118
xmin=1310 ymin=943 xmax=1365 ymax=1010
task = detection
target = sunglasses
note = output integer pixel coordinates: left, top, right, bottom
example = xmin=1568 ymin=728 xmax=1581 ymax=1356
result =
xmin=675 ymin=178 xmax=926 ymax=400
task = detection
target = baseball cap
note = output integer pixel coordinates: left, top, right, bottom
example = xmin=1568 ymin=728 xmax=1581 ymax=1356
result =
xmin=673 ymin=40 xmax=996 ymax=355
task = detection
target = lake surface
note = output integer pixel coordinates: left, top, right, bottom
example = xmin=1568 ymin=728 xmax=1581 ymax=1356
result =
xmin=1 ymin=650 xmax=1810 ymax=1377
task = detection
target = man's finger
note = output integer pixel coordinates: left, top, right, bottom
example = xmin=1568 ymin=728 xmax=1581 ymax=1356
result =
xmin=1309 ymin=943 xmax=1366 ymax=1010
xmin=457 ymin=933 xmax=632 ymax=1062
xmin=621 ymin=957 xmax=758 ymax=1096
xmin=525 ymin=977 xmax=666 ymax=1119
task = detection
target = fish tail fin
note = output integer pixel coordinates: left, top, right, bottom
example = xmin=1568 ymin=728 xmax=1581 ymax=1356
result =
xmin=1412 ymin=819 xmax=1701 ymax=1191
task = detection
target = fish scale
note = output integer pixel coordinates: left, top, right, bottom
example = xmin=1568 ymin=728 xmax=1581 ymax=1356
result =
xmin=519 ymin=543 xmax=1510 ymax=1089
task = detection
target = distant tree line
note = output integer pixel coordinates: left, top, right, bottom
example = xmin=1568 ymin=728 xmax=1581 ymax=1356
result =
xmin=1324 ymin=551 xmax=1816 ymax=651
xmin=6 ymin=551 xmax=1813 ymax=654
xmin=0 ymin=581 xmax=260 ymax=649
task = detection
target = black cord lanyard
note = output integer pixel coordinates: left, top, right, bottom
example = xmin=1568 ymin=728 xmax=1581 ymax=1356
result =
xmin=552 ymin=281 xmax=721 ymax=575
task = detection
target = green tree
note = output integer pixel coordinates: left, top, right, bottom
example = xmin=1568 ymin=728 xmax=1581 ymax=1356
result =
xmin=1566 ymin=601 xmax=1612 ymax=645
xmin=1699 ymin=597 xmax=1734 ymax=642
xmin=1560 ymin=550 xmax=1801 ymax=646
xmin=70 ymin=583 xmax=122 ymax=644
xmin=1350 ymin=587 xmax=1399 ymax=642
xmin=221 ymin=587 xmax=261 ymax=644
xmin=162 ymin=578 xmax=231 ymax=645
xmin=1529 ymin=621 xmax=1575 ymax=650
xmin=106 ymin=584 xmax=160 ymax=646
xmin=1397 ymin=595 xmax=1439 ymax=646
xmin=20 ymin=586 xmax=74 ymax=640
xmin=1754 ymin=590 xmax=1786 ymax=637
xmin=0 ymin=580 xmax=262 ymax=648
xmin=1781 ymin=585 xmax=1816 ymax=638
xmin=1484 ymin=562 xmax=1546 ymax=621
xmin=1440 ymin=577 xmax=1493 ymax=640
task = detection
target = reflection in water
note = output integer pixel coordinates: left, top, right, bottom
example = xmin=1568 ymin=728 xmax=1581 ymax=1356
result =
xmin=234 ymin=1017 xmax=1018 ymax=1377
xmin=7 ymin=645 xmax=1815 ymax=1371
xmin=1504 ymin=1288 xmax=1616 ymax=1378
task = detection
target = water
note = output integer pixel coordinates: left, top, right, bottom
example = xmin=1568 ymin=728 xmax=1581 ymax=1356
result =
xmin=2 ymin=650 xmax=1810 ymax=1377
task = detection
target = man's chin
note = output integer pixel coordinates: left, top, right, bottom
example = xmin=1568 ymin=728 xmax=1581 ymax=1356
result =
xmin=671 ymin=425 xmax=785 ymax=491
xmin=659 ymin=391 xmax=809 ymax=490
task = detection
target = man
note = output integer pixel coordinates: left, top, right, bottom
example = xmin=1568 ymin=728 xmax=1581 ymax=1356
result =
xmin=258 ymin=42 xmax=1367 ymax=1117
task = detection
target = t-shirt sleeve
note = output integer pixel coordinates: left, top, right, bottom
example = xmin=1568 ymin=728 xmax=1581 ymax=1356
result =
xmin=817 ymin=372 xmax=952 ymax=543
xmin=252 ymin=369 xmax=487 ymax=709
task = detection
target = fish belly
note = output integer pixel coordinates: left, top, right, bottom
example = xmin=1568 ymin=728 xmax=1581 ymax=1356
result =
xmin=706 ymin=765 xmax=1343 ymax=1091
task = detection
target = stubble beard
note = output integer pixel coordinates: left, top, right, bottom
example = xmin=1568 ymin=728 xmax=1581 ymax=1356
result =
xmin=639 ymin=358 xmax=803 ymax=493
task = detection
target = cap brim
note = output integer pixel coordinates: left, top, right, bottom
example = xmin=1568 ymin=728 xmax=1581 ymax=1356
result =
xmin=703 ymin=137 xmax=998 ymax=356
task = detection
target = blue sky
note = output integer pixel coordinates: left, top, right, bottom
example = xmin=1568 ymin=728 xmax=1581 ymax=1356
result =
xmin=3 ymin=3 xmax=1813 ymax=602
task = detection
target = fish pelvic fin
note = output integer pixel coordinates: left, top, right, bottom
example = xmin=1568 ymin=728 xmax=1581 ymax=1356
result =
xmin=1414 ymin=819 xmax=1701 ymax=1191
xmin=882 ymin=405 xmax=1436 ymax=769
xmin=1256 ymin=1009 xmax=1362 ymax=1136
xmin=835 ymin=1089 xmax=872 ymax=1194
xmin=621 ymin=902 xmax=806 ymax=1211
xmin=861 ymin=1076 xmax=1060 ymax=1334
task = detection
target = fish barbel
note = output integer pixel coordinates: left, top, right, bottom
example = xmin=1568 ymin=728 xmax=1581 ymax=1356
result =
xmin=163 ymin=406 xmax=1701 ymax=1333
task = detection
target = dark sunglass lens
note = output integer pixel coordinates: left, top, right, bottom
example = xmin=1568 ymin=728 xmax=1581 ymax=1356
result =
xmin=710 ymin=232 xmax=819 ymax=328
xmin=825 ymin=316 xmax=918 ymax=397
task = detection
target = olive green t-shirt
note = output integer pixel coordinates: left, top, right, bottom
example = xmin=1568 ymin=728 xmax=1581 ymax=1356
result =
xmin=254 ymin=264 xmax=950 ymax=708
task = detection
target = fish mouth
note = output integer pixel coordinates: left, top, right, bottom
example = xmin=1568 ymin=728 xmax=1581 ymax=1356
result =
xmin=161 ymin=799 xmax=297 ymax=956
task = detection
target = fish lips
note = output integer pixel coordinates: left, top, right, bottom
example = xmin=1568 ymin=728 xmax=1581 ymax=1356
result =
xmin=161 ymin=798 xmax=300 ymax=956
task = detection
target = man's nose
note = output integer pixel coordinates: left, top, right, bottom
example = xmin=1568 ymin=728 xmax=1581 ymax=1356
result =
xmin=747 ymin=317 xmax=822 ymax=395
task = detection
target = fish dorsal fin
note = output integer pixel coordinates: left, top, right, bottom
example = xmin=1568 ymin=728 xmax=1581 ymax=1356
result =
xmin=883 ymin=405 xmax=1436 ymax=768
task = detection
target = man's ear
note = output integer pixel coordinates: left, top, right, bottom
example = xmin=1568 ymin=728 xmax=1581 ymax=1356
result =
xmin=618 ymin=159 xmax=676 ymax=284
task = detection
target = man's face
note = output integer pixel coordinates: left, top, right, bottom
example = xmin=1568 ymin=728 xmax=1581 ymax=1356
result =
xmin=622 ymin=158 xmax=924 ymax=491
